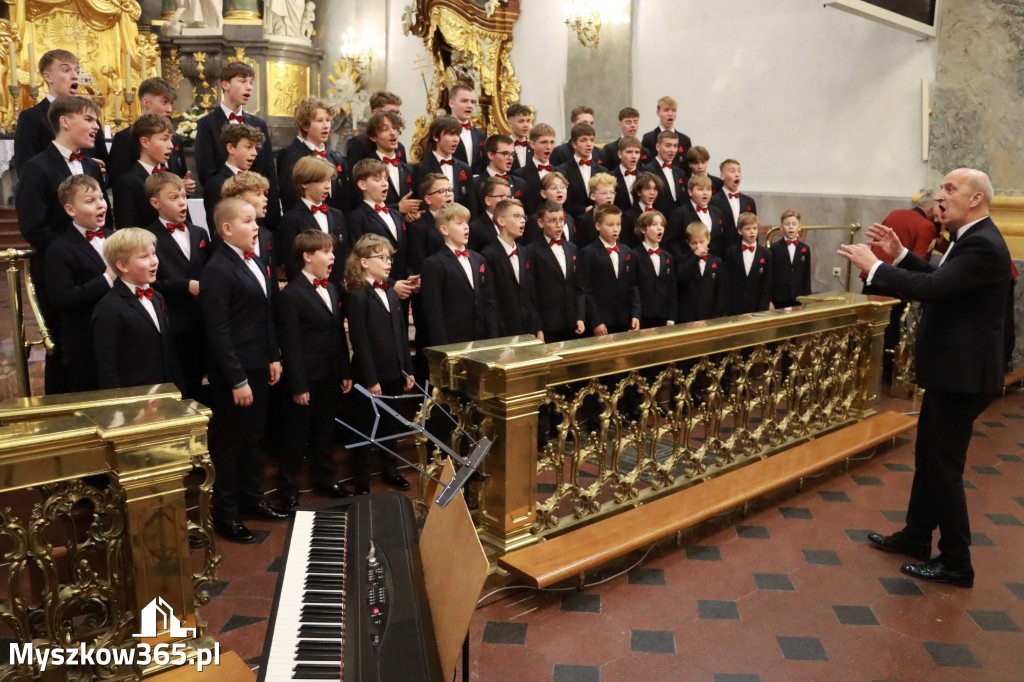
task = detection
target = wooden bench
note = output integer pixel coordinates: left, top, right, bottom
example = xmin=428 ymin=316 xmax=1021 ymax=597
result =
xmin=499 ymin=411 xmax=918 ymax=588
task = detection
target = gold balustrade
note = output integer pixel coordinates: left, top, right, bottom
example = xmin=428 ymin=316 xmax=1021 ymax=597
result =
xmin=417 ymin=292 xmax=896 ymax=557
xmin=0 ymin=385 xmax=220 ymax=680
xmin=1 ymin=248 xmax=53 ymax=398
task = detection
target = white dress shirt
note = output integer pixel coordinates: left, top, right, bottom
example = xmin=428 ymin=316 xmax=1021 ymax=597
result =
xmin=433 ymin=151 xmax=454 ymax=184
xmin=549 ymin=238 xmax=567 ymax=277
xmin=131 ymin=283 xmax=161 ymax=329
xmin=741 ymin=242 xmax=756 ymax=275
xmin=303 ymin=269 xmax=332 ymax=311
xmin=535 ymin=157 xmax=551 ymax=179
xmin=302 ymin=198 xmax=330 ymax=233
xmin=620 ymin=165 xmax=637 ymax=199
xmin=377 ymin=149 xmax=400 ymax=193
xmin=366 ymin=275 xmax=390 ymax=311
xmin=74 ymin=223 xmax=114 ymax=288
xmin=364 ymin=199 xmax=397 ymax=239
xmin=227 ymin=242 xmax=267 ymax=295
xmin=449 ymin=243 xmax=474 ymax=288
xmin=725 ymin=189 xmax=741 ymax=222
xmin=574 ymin=154 xmax=593 ymax=187
xmin=693 ymin=201 xmax=711 ymax=229
xmin=643 ymin=240 xmax=661 ymax=276
xmin=514 ymin=138 xmax=528 ymax=168
xmin=499 ymin=236 xmax=519 ymax=282
xmin=458 ymin=121 xmax=474 ymax=167
xmin=54 ymin=141 xmax=83 ymax=175
xmin=221 ymin=103 xmax=244 ymax=120
xmin=599 ymin=237 xmax=619 ymax=277
xmin=161 ymin=215 xmax=191 ymax=260
xmin=659 ymin=160 xmax=676 ymax=201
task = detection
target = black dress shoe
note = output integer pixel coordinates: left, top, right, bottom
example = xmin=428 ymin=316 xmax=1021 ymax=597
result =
xmin=282 ymin=496 xmax=300 ymax=512
xmin=353 ymin=480 xmax=371 ymax=495
xmin=213 ymin=518 xmax=255 ymax=544
xmin=315 ymin=481 xmax=354 ymax=498
xmin=240 ymin=500 xmax=289 ymax=522
xmin=381 ymin=470 xmax=410 ymax=491
xmin=901 ymin=558 xmax=975 ymax=588
xmin=867 ymin=531 xmax=931 ymax=562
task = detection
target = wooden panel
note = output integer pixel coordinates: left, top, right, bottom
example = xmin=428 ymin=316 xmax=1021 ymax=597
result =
xmin=148 ymin=650 xmax=254 ymax=681
xmin=500 ymin=412 xmax=918 ymax=588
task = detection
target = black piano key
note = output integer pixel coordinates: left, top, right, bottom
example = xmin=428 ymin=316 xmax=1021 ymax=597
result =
xmin=299 ymin=625 xmax=342 ymax=639
xmin=300 ymin=613 xmax=343 ymax=623
xmin=302 ymin=591 xmax=345 ymax=603
xmin=292 ymin=650 xmax=340 ymax=662
xmin=296 ymin=641 xmax=341 ymax=653
xmin=306 ymin=563 xmax=345 ymax=574
xmin=305 ymin=577 xmax=344 ymax=589
xmin=292 ymin=664 xmax=341 ymax=679
xmin=308 ymin=550 xmax=346 ymax=562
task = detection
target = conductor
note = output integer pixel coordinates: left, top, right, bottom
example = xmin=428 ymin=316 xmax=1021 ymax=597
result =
xmin=838 ymin=168 xmax=1011 ymax=588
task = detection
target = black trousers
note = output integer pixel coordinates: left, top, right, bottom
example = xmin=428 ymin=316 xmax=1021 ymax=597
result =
xmin=277 ymin=379 xmax=339 ymax=498
xmin=208 ymin=366 xmax=270 ymax=522
xmin=172 ymin=330 xmax=207 ymax=402
xmin=905 ymin=389 xmax=993 ymax=568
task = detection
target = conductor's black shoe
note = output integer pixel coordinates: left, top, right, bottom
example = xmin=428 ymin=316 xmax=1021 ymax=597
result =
xmin=867 ymin=531 xmax=931 ymax=562
xmin=900 ymin=558 xmax=975 ymax=588
xmin=354 ymin=480 xmax=371 ymax=495
xmin=282 ymin=495 xmax=300 ymax=512
xmin=213 ymin=518 xmax=255 ymax=544
xmin=316 ymin=481 xmax=354 ymax=498
xmin=381 ymin=470 xmax=410 ymax=491
xmin=240 ymin=500 xmax=289 ymax=522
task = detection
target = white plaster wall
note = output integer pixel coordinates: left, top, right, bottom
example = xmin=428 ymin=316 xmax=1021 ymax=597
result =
xmin=509 ymin=4 xmax=571 ymax=141
xmin=385 ymin=0 xmax=435 ymax=150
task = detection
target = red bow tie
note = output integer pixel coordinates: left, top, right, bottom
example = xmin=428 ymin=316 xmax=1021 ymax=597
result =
xmin=514 ymin=140 xmax=528 ymax=147
xmin=495 ymin=173 xmax=509 ymax=180
xmin=648 ymin=248 xmax=661 ymax=256
xmin=312 ymin=149 xmax=327 ymax=159
xmin=728 ymin=192 xmax=740 ymax=199
xmin=373 ymin=204 xmax=388 ymax=214
xmin=536 ymin=164 xmax=552 ymax=172
xmin=228 ymin=112 xmax=245 ymax=123
xmin=786 ymin=239 xmax=798 ymax=246
xmin=624 ymin=169 xmax=636 ymax=176
xmin=382 ymin=156 xmax=399 ymax=167
xmin=455 ymin=249 xmax=470 ymax=258
xmin=579 ymin=159 xmax=591 ymax=167
xmin=84 ymin=228 xmax=103 ymax=241
xmin=698 ymin=255 xmax=707 ymax=262
xmin=549 ymin=238 xmax=563 ymax=247
xmin=662 ymin=162 xmax=673 ymax=169
xmin=166 ymin=222 xmax=186 ymax=233
xmin=742 ymin=244 xmax=755 ymax=252
xmin=439 ymin=158 xmax=454 ymax=166
xmin=136 ymin=286 xmax=154 ymax=300
xmin=606 ymin=245 xmax=619 ymax=254
xmin=461 ymin=123 xmax=472 ymax=131
xmin=152 ymin=164 xmax=166 ymax=174
xmin=243 ymin=250 xmax=255 ymax=260
xmin=310 ymin=203 xmax=328 ymax=214
xmin=696 ymin=206 xmax=708 ymax=213
xmin=68 ymin=151 xmax=85 ymax=162
xmin=644 ymin=206 xmax=655 ymax=212
xmin=509 ymin=248 xmax=519 ymax=257
xmin=313 ymin=278 xmax=328 ymax=288
xmin=372 ymin=280 xmax=388 ymax=290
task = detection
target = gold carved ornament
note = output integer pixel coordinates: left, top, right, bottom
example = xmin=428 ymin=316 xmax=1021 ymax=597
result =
xmin=266 ymin=61 xmax=308 ymax=118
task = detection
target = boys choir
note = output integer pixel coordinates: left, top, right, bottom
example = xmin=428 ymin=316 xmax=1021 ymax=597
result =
xmin=16 ymin=50 xmax=814 ymax=543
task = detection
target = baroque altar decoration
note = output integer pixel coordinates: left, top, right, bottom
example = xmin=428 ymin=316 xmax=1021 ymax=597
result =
xmin=403 ymin=0 xmax=522 ymax=162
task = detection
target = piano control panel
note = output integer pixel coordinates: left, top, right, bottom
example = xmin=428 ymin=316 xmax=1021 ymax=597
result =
xmin=366 ymin=540 xmax=391 ymax=651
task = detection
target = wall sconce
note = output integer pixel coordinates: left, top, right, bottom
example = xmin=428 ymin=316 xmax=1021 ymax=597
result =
xmin=566 ymin=0 xmax=602 ymax=48
xmin=339 ymin=26 xmax=373 ymax=74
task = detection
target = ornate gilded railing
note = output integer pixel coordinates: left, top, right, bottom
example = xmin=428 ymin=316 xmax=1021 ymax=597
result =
xmin=0 ymin=248 xmax=54 ymax=398
xmin=0 ymin=385 xmax=220 ymax=680
xmin=416 ymin=292 xmax=895 ymax=556
xmin=890 ymin=301 xmax=923 ymax=399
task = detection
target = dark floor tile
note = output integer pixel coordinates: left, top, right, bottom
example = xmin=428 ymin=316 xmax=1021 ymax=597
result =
xmin=966 ymin=610 xmax=1021 ymax=632
xmin=844 ymin=529 xmax=873 ymax=543
xmin=220 ymin=614 xmax=265 ymax=634
xmin=561 ymin=592 xmax=601 ymax=614
xmin=963 ymin=479 xmax=977 ymax=490
xmin=266 ymin=556 xmax=283 ymax=573
xmin=250 ymin=529 xmax=271 ymax=545
xmin=971 ymin=532 xmax=995 ymax=547
xmin=818 ymin=490 xmax=851 ymax=502
xmin=971 ymin=465 xmax=1001 ymax=476
xmin=883 ymin=462 xmax=913 ymax=472
xmin=853 ymin=475 xmax=883 ymax=487
xmin=579 ymin=470 xmax=597 ymax=479
xmin=199 ymin=579 xmax=229 ymax=599
xmin=1006 ymin=582 xmax=1024 ymax=599
xmin=1003 ymin=413 xmax=1024 ymax=420
xmin=996 ymin=453 xmax=1023 ymax=463
xmin=630 ymin=629 xmax=676 ymax=654
xmin=754 ymin=573 xmax=794 ymax=591
xmin=713 ymin=676 xmax=760 ymax=682
xmin=552 ymin=664 xmax=600 ymax=682
xmin=881 ymin=509 xmax=906 ymax=524
xmin=971 ymin=430 xmax=987 ymax=438
xmin=777 ymin=636 xmax=828 ymax=661
xmin=984 ymin=513 xmax=1023 ymax=527
xmin=245 ymin=655 xmax=262 ymax=668
xmin=736 ymin=524 xmax=770 ymax=539
xmin=697 ymin=599 xmax=740 ymax=621
xmin=878 ymin=577 xmax=924 ymax=596
xmin=1015 ymin=496 xmax=1024 ymax=508
xmin=482 ymin=621 xmax=528 ymax=645
xmin=780 ymin=506 xmax=812 ymax=520
xmin=982 ymin=420 xmax=1006 ymax=428
xmin=627 ymin=567 xmax=665 ymax=585
xmin=832 ymin=605 xmax=879 ymax=626
xmin=923 ymin=642 xmax=980 ymax=668
xmin=803 ymin=549 xmax=842 ymax=566
xmin=537 ymin=482 xmax=556 ymax=494
xmin=686 ymin=545 xmax=722 ymax=561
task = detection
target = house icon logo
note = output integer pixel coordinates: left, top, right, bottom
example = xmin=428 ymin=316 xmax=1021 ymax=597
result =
xmin=134 ymin=597 xmax=197 ymax=638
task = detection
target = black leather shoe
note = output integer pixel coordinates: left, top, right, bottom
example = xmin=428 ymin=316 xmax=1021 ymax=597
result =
xmin=213 ymin=518 xmax=255 ymax=544
xmin=240 ymin=500 xmax=289 ymax=522
xmin=381 ymin=470 xmax=410 ymax=491
xmin=901 ymin=558 xmax=975 ymax=588
xmin=867 ymin=531 xmax=931 ymax=562
xmin=315 ymin=481 xmax=354 ymax=498
xmin=282 ymin=495 xmax=300 ymax=512
xmin=353 ymin=480 xmax=371 ymax=495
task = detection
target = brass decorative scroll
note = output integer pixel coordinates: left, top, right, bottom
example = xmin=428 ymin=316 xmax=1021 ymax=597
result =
xmin=890 ymin=301 xmax=923 ymax=399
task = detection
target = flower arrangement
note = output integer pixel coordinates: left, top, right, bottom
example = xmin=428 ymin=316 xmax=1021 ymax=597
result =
xmin=176 ymin=106 xmax=202 ymax=145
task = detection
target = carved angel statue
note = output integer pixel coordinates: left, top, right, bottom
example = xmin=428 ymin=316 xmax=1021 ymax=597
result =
xmin=265 ymin=0 xmax=305 ymax=37
xmin=180 ymin=0 xmax=222 ymax=30
xmin=300 ymin=2 xmax=316 ymax=38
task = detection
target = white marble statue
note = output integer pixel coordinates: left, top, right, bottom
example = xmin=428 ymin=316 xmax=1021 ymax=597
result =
xmin=180 ymin=0 xmax=222 ymax=30
xmin=300 ymin=2 xmax=316 ymax=38
xmin=265 ymin=0 xmax=306 ymax=37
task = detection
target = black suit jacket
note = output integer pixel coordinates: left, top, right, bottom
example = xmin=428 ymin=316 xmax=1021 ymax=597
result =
xmin=633 ymin=245 xmax=678 ymax=322
xmin=346 ymin=284 xmax=413 ymax=387
xmin=14 ymin=98 xmax=108 ymax=172
xmin=769 ymin=239 xmax=812 ymax=308
xmin=412 ymin=154 xmax=474 ymax=206
xmin=200 ymin=241 xmax=279 ymax=387
xmin=380 ymin=156 xmax=416 ymax=210
xmin=666 ymin=203 xmax=729 ymax=258
xmin=346 ymin=133 xmax=407 ymax=166
xmin=641 ymin=128 xmax=692 ymax=159
xmin=640 ymin=159 xmax=689 ymax=216
xmin=578 ymin=240 xmax=641 ymax=331
xmin=470 ymin=171 xmax=525 ymax=217
xmin=93 ymin=279 xmax=181 ymax=390
xmin=276 ymin=275 xmax=351 ymax=394
xmin=113 ymin=162 xmax=160 ymax=229
xmin=549 ymin=141 xmax=574 ymax=167
xmin=482 ymin=240 xmax=541 ymax=336
xmin=570 ymin=211 xmax=599 ymax=248
xmin=108 ymin=127 xmax=187 ymax=185
xmin=468 ymin=213 xmax=500 ymax=253
xmin=676 ymin=253 xmax=727 ymax=323
xmin=407 ymin=212 xmax=445 ymax=275
xmin=420 ymin=247 xmax=499 ymax=345
xmin=526 ymin=240 xmax=584 ymax=337
xmin=711 ymin=190 xmax=758 ymax=235
xmin=276 ymin=138 xmax=353 ymax=213
xmin=511 ymin=161 xmax=553 ymax=217
xmin=600 ymin=139 xmax=651 ymax=170
xmin=872 ymin=217 xmax=1011 ymax=393
xmin=610 ymin=167 xmax=637 ymax=212
xmin=202 ymin=165 xmax=235 ymax=227
xmin=347 ymin=202 xmax=408 ymax=280
xmin=454 ymin=124 xmax=487 ymax=175
xmin=144 ymin=219 xmax=211 ymax=336
xmin=724 ymin=244 xmax=772 ymax=315
xmin=557 ymin=157 xmax=608 ymax=219
xmin=278 ymin=202 xmax=349 ymax=282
